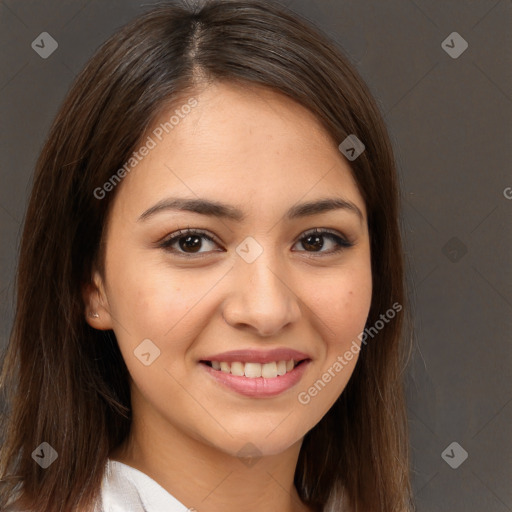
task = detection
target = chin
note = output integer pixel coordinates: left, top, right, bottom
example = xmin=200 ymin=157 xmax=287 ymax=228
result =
xmin=205 ymin=426 xmax=305 ymax=460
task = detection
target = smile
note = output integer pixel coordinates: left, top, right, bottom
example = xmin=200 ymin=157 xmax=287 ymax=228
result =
xmin=202 ymin=359 xmax=301 ymax=378
xmin=199 ymin=359 xmax=311 ymax=398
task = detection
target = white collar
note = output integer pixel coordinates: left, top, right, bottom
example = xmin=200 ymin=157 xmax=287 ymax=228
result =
xmin=98 ymin=459 xmax=191 ymax=512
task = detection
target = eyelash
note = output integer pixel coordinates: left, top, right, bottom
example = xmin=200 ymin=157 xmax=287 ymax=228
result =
xmin=157 ymin=227 xmax=354 ymax=258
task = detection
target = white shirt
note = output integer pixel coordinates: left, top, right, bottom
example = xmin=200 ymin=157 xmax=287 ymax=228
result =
xmin=96 ymin=459 xmax=192 ymax=512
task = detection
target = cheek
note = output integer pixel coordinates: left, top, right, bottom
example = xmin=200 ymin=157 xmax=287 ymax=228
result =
xmin=329 ymin=287 xmax=371 ymax=341
xmin=307 ymin=267 xmax=372 ymax=345
xmin=106 ymin=259 xmax=220 ymax=359
xmin=294 ymin=271 xmax=372 ymax=416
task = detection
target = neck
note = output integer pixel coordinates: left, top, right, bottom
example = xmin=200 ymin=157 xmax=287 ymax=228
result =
xmin=110 ymin=392 xmax=313 ymax=512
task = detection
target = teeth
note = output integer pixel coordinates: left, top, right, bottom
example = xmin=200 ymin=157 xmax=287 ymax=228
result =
xmin=244 ymin=362 xmax=262 ymax=378
xmin=230 ymin=361 xmax=245 ymax=376
xmin=261 ymin=362 xmax=277 ymax=379
xmin=209 ymin=359 xmax=299 ymax=378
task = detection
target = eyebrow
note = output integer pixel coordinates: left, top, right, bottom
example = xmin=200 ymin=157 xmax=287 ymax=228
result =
xmin=137 ymin=196 xmax=364 ymax=223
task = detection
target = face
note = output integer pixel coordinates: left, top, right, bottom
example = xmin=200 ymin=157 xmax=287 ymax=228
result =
xmin=86 ymin=81 xmax=372 ymax=458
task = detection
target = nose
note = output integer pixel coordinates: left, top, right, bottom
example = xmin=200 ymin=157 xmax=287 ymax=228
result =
xmin=222 ymin=252 xmax=302 ymax=337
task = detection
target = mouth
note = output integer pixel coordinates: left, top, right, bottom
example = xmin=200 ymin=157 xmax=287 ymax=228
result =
xmin=199 ymin=358 xmax=308 ymax=378
xmin=199 ymin=358 xmax=312 ymax=398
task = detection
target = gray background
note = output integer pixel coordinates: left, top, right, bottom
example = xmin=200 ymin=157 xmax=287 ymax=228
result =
xmin=1 ymin=0 xmax=511 ymax=510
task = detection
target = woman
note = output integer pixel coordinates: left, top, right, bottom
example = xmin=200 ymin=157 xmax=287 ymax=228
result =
xmin=0 ymin=1 xmax=414 ymax=510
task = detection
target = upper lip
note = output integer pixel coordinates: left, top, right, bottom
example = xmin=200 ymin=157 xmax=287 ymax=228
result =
xmin=200 ymin=348 xmax=312 ymax=364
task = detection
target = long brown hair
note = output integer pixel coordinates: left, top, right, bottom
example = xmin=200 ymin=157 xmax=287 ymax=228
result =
xmin=0 ymin=1 xmax=414 ymax=510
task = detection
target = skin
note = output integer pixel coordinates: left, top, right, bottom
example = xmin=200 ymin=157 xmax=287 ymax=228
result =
xmin=84 ymin=80 xmax=372 ymax=512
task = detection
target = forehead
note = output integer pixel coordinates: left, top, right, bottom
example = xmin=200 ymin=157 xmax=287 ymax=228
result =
xmin=162 ymin=80 xmax=338 ymax=156
xmin=109 ymin=81 xmax=365 ymax=220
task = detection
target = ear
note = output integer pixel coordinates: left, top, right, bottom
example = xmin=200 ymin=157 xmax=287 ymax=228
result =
xmin=82 ymin=269 xmax=115 ymax=330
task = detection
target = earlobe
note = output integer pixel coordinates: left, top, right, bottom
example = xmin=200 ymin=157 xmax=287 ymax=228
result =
xmin=82 ymin=270 xmax=114 ymax=330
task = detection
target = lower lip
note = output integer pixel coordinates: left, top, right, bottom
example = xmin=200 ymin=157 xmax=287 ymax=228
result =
xmin=200 ymin=360 xmax=311 ymax=398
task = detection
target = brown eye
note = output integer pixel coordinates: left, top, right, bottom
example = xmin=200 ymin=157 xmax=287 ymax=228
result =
xmin=176 ymin=234 xmax=203 ymax=253
xmin=159 ymin=229 xmax=221 ymax=256
xmin=293 ymin=229 xmax=354 ymax=255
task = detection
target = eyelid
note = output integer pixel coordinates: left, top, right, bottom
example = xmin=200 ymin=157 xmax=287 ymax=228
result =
xmin=157 ymin=228 xmax=222 ymax=253
xmin=297 ymin=227 xmax=352 ymax=244
xmin=291 ymin=228 xmax=354 ymax=256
